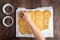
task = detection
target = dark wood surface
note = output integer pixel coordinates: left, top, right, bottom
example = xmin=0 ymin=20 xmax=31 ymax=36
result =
xmin=0 ymin=0 xmax=60 ymax=40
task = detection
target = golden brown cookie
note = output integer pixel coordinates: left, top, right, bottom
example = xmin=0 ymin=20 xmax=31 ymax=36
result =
xmin=27 ymin=10 xmax=35 ymax=34
xmin=18 ymin=11 xmax=27 ymax=34
xmin=43 ymin=10 xmax=51 ymax=19
xmin=18 ymin=25 xmax=27 ymax=34
xmin=43 ymin=10 xmax=51 ymax=29
xmin=35 ymin=10 xmax=44 ymax=31
xmin=35 ymin=10 xmax=43 ymax=19
xmin=27 ymin=24 xmax=32 ymax=34
xmin=28 ymin=10 xmax=35 ymax=23
xmin=43 ymin=19 xmax=49 ymax=29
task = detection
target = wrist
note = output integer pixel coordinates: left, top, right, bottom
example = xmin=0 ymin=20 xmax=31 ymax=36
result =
xmin=27 ymin=20 xmax=33 ymax=24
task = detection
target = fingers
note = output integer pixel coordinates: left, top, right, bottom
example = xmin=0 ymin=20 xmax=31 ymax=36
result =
xmin=23 ymin=11 xmax=28 ymax=15
xmin=20 ymin=11 xmax=25 ymax=17
xmin=21 ymin=11 xmax=28 ymax=17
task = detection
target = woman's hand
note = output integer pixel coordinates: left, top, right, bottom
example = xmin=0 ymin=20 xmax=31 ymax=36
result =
xmin=20 ymin=11 xmax=45 ymax=40
xmin=21 ymin=11 xmax=32 ymax=22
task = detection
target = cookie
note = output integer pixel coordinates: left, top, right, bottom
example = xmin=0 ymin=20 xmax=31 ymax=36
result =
xmin=18 ymin=11 xmax=27 ymax=34
xmin=35 ymin=10 xmax=44 ymax=31
xmin=43 ymin=10 xmax=51 ymax=29
xmin=43 ymin=10 xmax=51 ymax=19
xmin=27 ymin=24 xmax=32 ymax=34
xmin=27 ymin=10 xmax=35 ymax=34
xmin=19 ymin=25 xmax=27 ymax=34
xmin=28 ymin=10 xmax=35 ymax=23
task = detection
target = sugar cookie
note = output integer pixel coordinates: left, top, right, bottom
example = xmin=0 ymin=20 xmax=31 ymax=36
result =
xmin=19 ymin=25 xmax=27 ymax=34
xmin=35 ymin=10 xmax=44 ymax=31
xmin=43 ymin=10 xmax=51 ymax=19
xmin=43 ymin=10 xmax=51 ymax=29
xmin=18 ymin=11 xmax=27 ymax=34
xmin=27 ymin=24 xmax=32 ymax=34
xmin=28 ymin=10 xmax=35 ymax=23
xmin=27 ymin=10 xmax=35 ymax=34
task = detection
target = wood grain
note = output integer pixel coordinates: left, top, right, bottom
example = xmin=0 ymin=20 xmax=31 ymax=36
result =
xmin=0 ymin=0 xmax=60 ymax=40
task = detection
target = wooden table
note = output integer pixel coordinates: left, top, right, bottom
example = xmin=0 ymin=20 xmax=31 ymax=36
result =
xmin=0 ymin=0 xmax=60 ymax=40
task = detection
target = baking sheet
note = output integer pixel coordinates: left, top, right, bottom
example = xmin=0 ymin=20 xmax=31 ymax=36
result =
xmin=16 ymin=6 xmax=53 ymax=38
